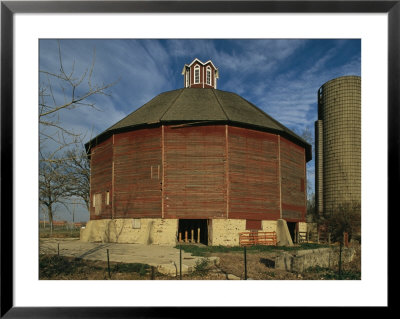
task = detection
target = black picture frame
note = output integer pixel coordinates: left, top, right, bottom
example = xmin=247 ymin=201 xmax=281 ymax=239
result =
xmin=1 ymin=1 xmax=395 ymax=317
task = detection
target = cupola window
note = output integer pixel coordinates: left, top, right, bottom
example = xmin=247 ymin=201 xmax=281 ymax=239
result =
xmin=194 ymin=65 xmax=200 ymax=84
xmin=206 ymin=67 xmax=211 ymax=85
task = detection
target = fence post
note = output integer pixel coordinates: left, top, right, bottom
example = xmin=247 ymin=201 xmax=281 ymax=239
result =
xmin=338 ymin=241 xmax=342 ymax=279
xmin=179 ymin=245 xmax=182 ymax=280
xmin=343 ymin=232 xmax=349 ymax=248
xmin=317 ymin=230 xmax=320 ymax=244
xmin=197 ymin=228 xmax=200 ymax=244
xmin=107 ymin=249 xmax=111 ymax=279
xmin=328 ymin=233 xmax=331 ymax=245
xmin=244 ymin=246 xmax=247 ymax=280
xmin=151 ymin=266 xmax=155 ymax=280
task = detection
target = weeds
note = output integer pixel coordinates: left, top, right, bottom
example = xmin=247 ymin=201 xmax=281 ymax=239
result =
xmin=112 ymin=263 xmax=149 ymax=276
xmin=305 ymin=266 xmax=361 ymax=280
xmin=39 ymin=255 xmax=79 ymax=277
xmin=193 ymin=258 xmax=211 ymax=277
xmin=39 ymin=254 xmax=151 ymax=279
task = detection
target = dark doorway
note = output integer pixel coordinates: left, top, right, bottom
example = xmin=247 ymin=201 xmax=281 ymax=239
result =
xmin=287 ymin=222 xmax=297 ymax=243
xmin=178 ymin=219 xmax=208 ymax=245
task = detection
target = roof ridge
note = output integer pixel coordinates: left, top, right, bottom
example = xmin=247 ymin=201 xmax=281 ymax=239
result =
xmin=105 ymin=89 xmax=182 ymax=131
xmin=211 ymin=89 xmax=229 ymax=121
xmin=104 ymin=93 xmax=160 ymax=132
xmin=159 ymin=88 xmax=185 ymax=121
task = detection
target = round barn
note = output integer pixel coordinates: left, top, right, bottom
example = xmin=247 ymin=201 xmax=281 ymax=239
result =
xmin=81 ymin=58 xmax=312 ymax=246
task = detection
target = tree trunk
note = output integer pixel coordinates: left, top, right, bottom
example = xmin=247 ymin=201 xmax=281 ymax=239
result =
xmin=85 ymin=199 xmax=90 ymax=212
xmin=47 ymin=205 xmax=53 ymax=236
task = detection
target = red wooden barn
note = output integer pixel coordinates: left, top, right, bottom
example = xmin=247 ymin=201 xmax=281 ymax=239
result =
xmin=82 ymin=59 xmax=312 ymax=246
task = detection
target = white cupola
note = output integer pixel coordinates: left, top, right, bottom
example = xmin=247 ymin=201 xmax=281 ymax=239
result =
xmin=181 ymin=58 xmax=219 ymax=89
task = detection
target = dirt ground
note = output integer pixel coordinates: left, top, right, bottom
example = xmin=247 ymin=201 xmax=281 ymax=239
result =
xmin=39 ymin=242 xmax=361 ymax=280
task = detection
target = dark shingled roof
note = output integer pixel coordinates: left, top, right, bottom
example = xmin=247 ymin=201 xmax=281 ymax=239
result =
xmin=87 ymin=88 xmax=312 ymax=161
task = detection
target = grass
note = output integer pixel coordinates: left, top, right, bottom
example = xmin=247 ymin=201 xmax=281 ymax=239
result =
xmin=112 ymin=263 xmax=150 ymax=276
xmin=176 ymin=243 xmax=330 ymax=256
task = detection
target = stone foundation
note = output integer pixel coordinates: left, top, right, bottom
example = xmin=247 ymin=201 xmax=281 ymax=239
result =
xmin=275 ymin=247 xmax=356 ymax=273
xmin=81 ymin=218 xmax=309 ymax=247
xmin=80 ymin=218 xmax=178 ymax=245
xmin=211 ymin=219 xmax=246 ymax=246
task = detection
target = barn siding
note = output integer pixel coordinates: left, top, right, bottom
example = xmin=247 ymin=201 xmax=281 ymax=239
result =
xmin=280 ymin=137 xmax=306 ymax=221
xmin=164 ymin=125 xmax=226 ymax=218
xmin=89 ymin=126 xmax=307 ymax=223
xmin=90 ymin=137 xmax=113 ymax=220
xmin=113 ymin=128 xmax=162 ymax=218
xmin=228 ymin=126 xmax=281 ymax=220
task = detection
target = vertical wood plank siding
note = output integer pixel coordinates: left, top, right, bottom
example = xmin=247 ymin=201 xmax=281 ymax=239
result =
xmin=90 ymin=137 xmax=113 ymax=220
xmin=113 ymin=128 xmax=162 ymax=218
xmin=89 ymin=125 xmax=307 ymax=223
xmin=164 ymin=125 xmax=226 ymax=218
xmin=280 ymin=137 xmax=306 ymax=221
xmin=228 ymin=127 xmax=280 ymax=220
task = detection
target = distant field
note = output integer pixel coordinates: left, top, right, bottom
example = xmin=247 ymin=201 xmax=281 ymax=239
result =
xmin=39 ymin=226 xmax=81 ymax=238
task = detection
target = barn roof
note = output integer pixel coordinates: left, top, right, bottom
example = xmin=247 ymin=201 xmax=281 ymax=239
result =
xmin=86 ymin=88 xmax=312 ymax=161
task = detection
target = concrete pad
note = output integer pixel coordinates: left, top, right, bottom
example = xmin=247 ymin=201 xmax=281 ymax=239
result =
xmin=39 ymin=238 xmax=218 ymax=276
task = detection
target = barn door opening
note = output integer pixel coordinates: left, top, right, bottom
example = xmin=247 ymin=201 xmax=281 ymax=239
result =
xmin=177 ymin=219 xmax=208 ymax=245
xmin=287 ymin=222 xmax=297 ymax=243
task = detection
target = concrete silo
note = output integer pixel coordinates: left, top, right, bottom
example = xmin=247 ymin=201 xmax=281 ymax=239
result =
xmin=315 ymin=75 xmax=361 ymax=216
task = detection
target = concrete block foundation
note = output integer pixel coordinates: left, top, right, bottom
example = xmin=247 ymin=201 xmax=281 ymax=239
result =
xmin=211 ymin=219 xmax=246 ymax=246
xmin=81 ymin=218 xmax=308 ymax=247
xmin=275 ymin=247 xmax=356 ymax=273
xmin=80 ymin=218 xmax=178 ymax=245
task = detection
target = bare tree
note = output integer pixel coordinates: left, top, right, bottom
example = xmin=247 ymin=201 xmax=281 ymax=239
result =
xmin=39 ymin=40 xmax=116 ymax=162
xmin=63 ymin=144 xmax=91 ymax=211
xmin=39 ymin=159 xmax=70 ymax=233
xmin=299 ymin=126 xmax=315 ymax=198
xmin=306 ymin=193 xmax=316 ymax=223
xmin=39 ymin=40 xmax=116 ymax=229
xmin=324 ymin=201 xmax=361 ymax=242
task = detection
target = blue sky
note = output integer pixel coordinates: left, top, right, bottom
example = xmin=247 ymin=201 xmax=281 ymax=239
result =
xmin=39 ymin=39 xmax=361 ymax=222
